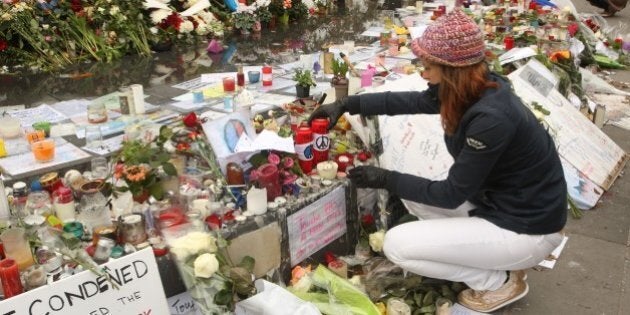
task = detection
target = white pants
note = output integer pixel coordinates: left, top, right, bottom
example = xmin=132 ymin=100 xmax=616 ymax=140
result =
xmin=383 ymin=201 xmax=564 ymax=291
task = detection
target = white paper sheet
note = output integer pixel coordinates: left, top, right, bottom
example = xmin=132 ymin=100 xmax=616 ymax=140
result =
xmin=8 ymin=104 xmax=68 ymax=127
xmin=81 ymin=134 xmax=125 ymax=156
xmin=498 ymin=47 xmax=537 ymax=65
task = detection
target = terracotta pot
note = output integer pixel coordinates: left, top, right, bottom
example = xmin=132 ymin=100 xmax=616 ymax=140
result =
xmin=333 ymin=84 xmax=349 ymax=100
xmin=133 ymin=190 xmax=150 ymax=204
xmin=252 ymin=20 xmax=262 ymax=32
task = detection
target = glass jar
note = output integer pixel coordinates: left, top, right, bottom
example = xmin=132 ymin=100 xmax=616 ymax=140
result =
xmin=120 ymin=213 xmax=148 ymax=245
xmin=40 ymin=172 xmax=63 ymax=195
xmin=78 ymin=181 xmax=112 ymax=233
xmin=93 ymin=238 xmax=115 ymax=264
xmin=87 ymin=102 xmax=108 ymax=124
xmin=0 ymin=228 xmax=35 ymax=270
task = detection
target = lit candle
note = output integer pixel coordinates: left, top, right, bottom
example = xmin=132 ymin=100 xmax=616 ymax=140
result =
xmin=31 ymin=139 xmax=56 ymax=163
xmin=316 ymin=161 xmax=338 ymax=180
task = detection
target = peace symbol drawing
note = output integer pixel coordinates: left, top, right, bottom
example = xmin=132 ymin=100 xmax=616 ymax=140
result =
xmin=314 ymin=136 xmax=330 ymax=150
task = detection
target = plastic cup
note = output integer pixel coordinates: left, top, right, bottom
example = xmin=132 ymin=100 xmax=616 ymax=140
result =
xmin=31 ymin=139 xmax=55 ymax=163
xmin=248 ymin=71 xmax=261 ymax=84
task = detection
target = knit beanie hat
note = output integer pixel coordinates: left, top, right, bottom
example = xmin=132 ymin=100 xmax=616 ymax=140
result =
xmin=411 ymin=9 xmax=485 ymax=67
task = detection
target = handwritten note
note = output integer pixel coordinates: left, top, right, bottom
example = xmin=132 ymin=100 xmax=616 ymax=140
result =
xmin=518 ymin=63 xmax=557 ymax=97
xmin=287 ymin=186 xmax=346 ymax=266
xmin=8 ymin=104 xmax=68 ymax=127
xmin=509 ymin=59 xmax=627 ymax=190
xmin=82 ymin=134 xmax=125 ymax=156
xmin=167 ymin=291 xmax=203 ymax=315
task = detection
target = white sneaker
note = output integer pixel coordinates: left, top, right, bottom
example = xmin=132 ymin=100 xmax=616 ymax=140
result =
xmin=457 ymin=270 xmax=528 ymax=313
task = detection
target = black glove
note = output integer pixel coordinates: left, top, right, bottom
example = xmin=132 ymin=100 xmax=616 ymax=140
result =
xmin=347 ymin=166 xmax=391 ymax=189
xmin=307 ymin=98 xmax=349 ymax=130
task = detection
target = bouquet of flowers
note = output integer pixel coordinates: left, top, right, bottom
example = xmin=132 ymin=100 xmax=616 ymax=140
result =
xmin=168 ymin=229 xmax=256 ymax=314
xmin=113 ymin=126 xmax=178 ymax=202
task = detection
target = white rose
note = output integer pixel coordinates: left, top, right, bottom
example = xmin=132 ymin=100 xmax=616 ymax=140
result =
xmin=110 ymin=5 xmax=120 ymax=15
xmin=180 ymin=20 xmax=194 ymax=33
xmin=150 ymin=9 xmax=170 ymax=24
xmin=193 ymin=253 xmax=219 ymax=278
xmin=369 ymin=230 xmax=386 ymax=252
xmin=170 ymin=231 xmax=217 ymax=260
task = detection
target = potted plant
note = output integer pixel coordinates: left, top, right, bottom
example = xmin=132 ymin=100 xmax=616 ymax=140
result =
xmin=232 ymin=11 xmax=256 ymax=34
xmin=331 ymin=58 xmax=349 ymax=100
xmin=293 ymin=68 xmax=316 ymax=98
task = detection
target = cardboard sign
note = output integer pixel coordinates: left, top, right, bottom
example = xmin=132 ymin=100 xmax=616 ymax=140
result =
xmin=0 ymin=248 xmax=169 ymax=315
xmin=508 ymin=60 xmax=627 ymax=190
xmin=287 ymin=186 xmax=346 ymax=266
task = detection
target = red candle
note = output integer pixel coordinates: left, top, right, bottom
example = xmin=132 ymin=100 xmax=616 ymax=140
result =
xmin=0 ymin=258 xmax=24 ymax=298
xmin=504 ymin=36 xmax=515 ymax=50
xmin=311 ymin=118 xmax=330 ymax=164
xmin=237 ymin=65 xmax=245 ymax=88
xmin=222 ymin=77 xmax=235 ymax=92
xmin=294 ymin=126 xmax=314 ymax=173
xmin=335 ymin=153 xmax=354 ymax=172
xmin=262 ymin=65 xmax=273 ymax=86
xmin=257 ymin=163 xmax=281 ymax=201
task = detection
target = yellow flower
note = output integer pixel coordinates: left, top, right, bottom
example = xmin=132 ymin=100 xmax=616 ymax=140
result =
xmin=369 ymin=230 xmax=386 ymax=252
xmin=193 ymin=253 xmax=220 ymax=278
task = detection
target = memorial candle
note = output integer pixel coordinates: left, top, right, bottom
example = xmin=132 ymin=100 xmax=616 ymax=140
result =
xmin=0 ymin=258 xmax=24 ymax=298
xmin=257 ymin=163 xmax=281 ymax=201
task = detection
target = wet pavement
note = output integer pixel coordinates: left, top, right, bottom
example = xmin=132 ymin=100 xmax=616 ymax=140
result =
xmin=0 ymin=1 xmax=396 ymax=108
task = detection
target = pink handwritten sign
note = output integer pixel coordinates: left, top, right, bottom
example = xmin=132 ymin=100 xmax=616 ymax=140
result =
xmin=287 ymin=187 xmax=346 ymax=266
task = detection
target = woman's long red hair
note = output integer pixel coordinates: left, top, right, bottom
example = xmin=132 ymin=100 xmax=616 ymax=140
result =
xmin=436 ymin=62 xmax=498 ymax=135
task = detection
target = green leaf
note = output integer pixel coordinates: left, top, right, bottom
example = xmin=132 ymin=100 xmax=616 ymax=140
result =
xmin=214 ymin=289 xmax=232 ymax=305
xmin=156 ymin=152 xmax=171 ymax=164
xmin=230 ymin=266 xmax=254 ymax=295
xmin=149 ymin=183 xmax=165 ymax=200
xmin=163 ymin=162 xmax=177 ymax=176
xmin=238 ymin=256 xmax=256 ymax=273
xmin=160 ymin=125 xmax=173 ymax=139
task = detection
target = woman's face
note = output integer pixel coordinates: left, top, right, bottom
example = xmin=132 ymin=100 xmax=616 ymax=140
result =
xmin=421 ymin=61 xmax=442 ymax=85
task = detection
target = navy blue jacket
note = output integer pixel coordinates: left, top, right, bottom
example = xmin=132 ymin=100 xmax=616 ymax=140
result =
xmin=345 ymin=73 xmax=567 ymax=235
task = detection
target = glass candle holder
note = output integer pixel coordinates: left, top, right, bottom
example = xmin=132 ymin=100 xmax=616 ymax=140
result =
xmin=87 ymin=102 xmax=108 ymax=124
xmin=0 ymin=228 xmax=35 ymax=270
xmin=120 ymin=213 xmax=148 ymax=245
xmin=0 ymin=258 xmax=24 ymax=298
xmin=248 ymin=70 xmax=261 ymax=84
xmin=222 ymin=76 xmax=236 ymax=93
xmin=0 ymin=115 xmax=22 ymax=139
xmin=31 ymin=139 xmax=55 ymax=163
xmin=25 ymin=129 xmax=46 ymax=144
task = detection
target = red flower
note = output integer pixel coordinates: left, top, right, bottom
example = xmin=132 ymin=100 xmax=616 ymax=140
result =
xmin=324 ymin=251 xmax=337 ymax=265
xmin=183 ymin=112 xmax=198 ymax=127
xmin=361 ymin=214 xmax=374 ymax=226
xmin=0 ymin=39 xmax=7 ymax=52
xmin=205 ymin=213 xmax=222 ymax=230
xmin=160 ymin=12 xmax=183 ymax=31
xmin=70 ymin=0 xmax=83 ymax=13
xmin=567 ymin=23 xmax=579 ymax=38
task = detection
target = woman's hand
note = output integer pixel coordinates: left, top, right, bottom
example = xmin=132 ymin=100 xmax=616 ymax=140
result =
xmin=348 ymin=166 xmax=391 ymax=189
xmin=307 ymin=98 xmax=349 ymax=130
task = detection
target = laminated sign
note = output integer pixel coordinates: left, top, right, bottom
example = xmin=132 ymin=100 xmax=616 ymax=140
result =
xmin=287 ymin=186 xmax=347 ymax=266
xmin=0 ymin=248 xmax=169 ymax=315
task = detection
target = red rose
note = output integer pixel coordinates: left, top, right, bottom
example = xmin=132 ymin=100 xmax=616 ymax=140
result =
xmin=160 ymin=12 xmax=183 ymax=31
xmin=205 ymin=213 xmax=222 ymax=230
xmin=361 ymin=214 xmax=374 ymax=226
xmin=183 ymin=112 xmax=198 ymax=127
xmin=324 ymin=251 xmax=337 ymax=265
xmin=70 ymin=0 xmax=83 ymax=13
xmin=0 ymin=40 xmax=8 ymax=52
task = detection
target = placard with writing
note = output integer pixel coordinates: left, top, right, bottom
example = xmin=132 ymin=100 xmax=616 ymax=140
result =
xmin=0 ymin=248 xmax=169 ymax=315
xmin=517 ymin=63 xmax=556 ymax=97
xmin=287 ymin=186 xmax=346 ymax=266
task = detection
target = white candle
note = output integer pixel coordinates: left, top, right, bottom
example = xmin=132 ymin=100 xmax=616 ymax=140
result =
xmin=247 ymin=187 xmax=267 ymax=215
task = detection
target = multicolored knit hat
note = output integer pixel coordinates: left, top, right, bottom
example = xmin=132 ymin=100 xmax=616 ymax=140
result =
xmin=411 ymin=9 xmax=485 ymax=67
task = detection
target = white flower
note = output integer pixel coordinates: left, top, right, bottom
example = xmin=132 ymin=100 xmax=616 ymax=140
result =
xmin=369 ymin=230 xmax=386 ymax=252
xmin=150 ymin=9 xmax=171 ymax=24
xmin=109 ymin=5 xmax=120 ymax=15
xmin=193 ymin=253 xmax=219 ymax=278
xmin=291 ymin=275 xmax=312 ymax=293
xmin=170 ymin=231 xmax=217 ymax=260
xmin=1 ymin=13 xmax=12 ymax=21
xmin=149 ymin=27 xmax=159 ymax=34
xmin=180 ymin=20 xmax=194 ymax=33
xmin=42 ymin=24 xmax=49 ymax=30
xmin=97 ymin=7 xmax=105 ymax=13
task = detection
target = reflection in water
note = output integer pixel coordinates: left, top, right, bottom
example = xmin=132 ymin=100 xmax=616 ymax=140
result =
xmin=0 ymin=1 xmax=385 ymax=108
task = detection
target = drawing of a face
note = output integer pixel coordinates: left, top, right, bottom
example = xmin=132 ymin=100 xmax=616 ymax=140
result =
xmin=224 ymin=119 xmax=247 ymax=152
